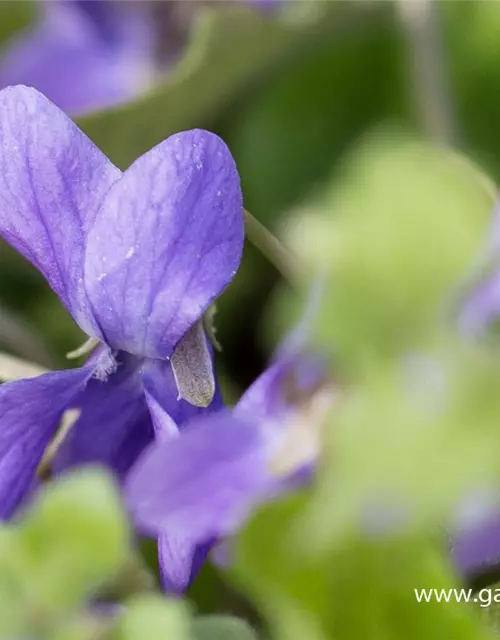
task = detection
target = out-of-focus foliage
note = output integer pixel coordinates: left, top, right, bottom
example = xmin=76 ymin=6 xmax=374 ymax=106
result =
xmin=0 ymin=469 xmax=129 ymax=637
xmin=289 ymin=131 xmax=495 ymax=364
xmin=233 ymin=496 xmax=495 ymax=640
xmin=78 ymin=2 xmax=346 ymax=169
xmin=4 ymin=0 xmax=500 ymax=638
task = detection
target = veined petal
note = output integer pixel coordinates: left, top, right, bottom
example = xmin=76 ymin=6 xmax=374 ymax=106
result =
xmin=126 ymin=414 xmax=268 ymax=543
xmin=0 ymin=364 xmax=93 ymax=519
xmin=0 ymin=86 xmax=121 ymax=335
xmin=54 ymin=351 xmax=154 ymax=479
xmin=84 ymin=129 xmax=244 ymax=358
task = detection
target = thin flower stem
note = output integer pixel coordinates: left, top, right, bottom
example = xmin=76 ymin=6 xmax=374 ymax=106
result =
xmin=397 ymin=0 xmax=458 ymax=147
xmin=244 ymin=209 xmax=303 ymax=283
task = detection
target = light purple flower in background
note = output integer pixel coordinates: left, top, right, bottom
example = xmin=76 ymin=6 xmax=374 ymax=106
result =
xmin=0 ymin=1 xmax=156 ymax=115
xmin=450 ymin=199 xmax=500 ymax=584
xmin=0 ymin=84 xmax=243 ymax=519
xmin=451 ymin=501 xmax=500 ymax=584
xmin=126 ymin=318 xmax=335 ymax=592
xmin=0 ymin=0 xmax=282 ymax=117
xmin=458 ymin=197 xmax=500 ymax=337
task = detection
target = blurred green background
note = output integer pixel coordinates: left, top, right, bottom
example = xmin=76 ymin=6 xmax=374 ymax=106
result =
xmin=1 ymin=0 xmax=500 ymax=619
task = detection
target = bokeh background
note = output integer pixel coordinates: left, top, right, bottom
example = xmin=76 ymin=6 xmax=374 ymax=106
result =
xmin=0 ymin=0 xmax=500 ymax=616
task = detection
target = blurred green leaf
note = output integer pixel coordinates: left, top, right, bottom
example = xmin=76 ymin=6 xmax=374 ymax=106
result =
xmin=79 ymin=2 xmax=357 ymax=168
xmin=192 ymin=615 xmax=259 ymax=640
xmin=18 ymin=469 xmax=129 ymax=619
xmin=0 ymin=0 xmax=35 ymax=47
xmin=289 ymin=130 xmax=495 ymax=365
xmin=233 ymin=494 xmax=495 ymax=640
xmin=229 ymin=4 xmax=403 ymax=227
xmin=309 ymin=343 xmax=500 ymax=547
xmin=118 ymin=595 xmax=190 ymax=640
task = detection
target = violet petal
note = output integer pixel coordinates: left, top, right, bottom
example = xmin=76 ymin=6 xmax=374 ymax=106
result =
xmin=54 ymin=351 xmax=154 ymax=479
xmin=0 ymin=2 xmax=155 ymax=115
xmin=84 ymin=129 xmax=244 ymax=358
xmin=158 ymin=532 xmax=211 ymax=594
xmin=0 ymin=364 xmax=93 ymax=518
xmin=126 ymin=413 xmax=268 ymax=543
xmin=0 ymin=85 xmax=121 ymax=335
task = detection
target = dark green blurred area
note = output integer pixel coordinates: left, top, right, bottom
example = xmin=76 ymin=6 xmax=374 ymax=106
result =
xmin=1 ymin=0 xmax=500 ymax=618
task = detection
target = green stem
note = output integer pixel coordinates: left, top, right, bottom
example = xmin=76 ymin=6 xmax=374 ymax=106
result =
xmin=244 ymin=209 xmax=303 ymax=283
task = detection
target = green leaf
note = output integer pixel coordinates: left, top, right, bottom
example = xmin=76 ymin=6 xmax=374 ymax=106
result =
xmin=78 ymin=2 xmax=351 ymax=168
xmin=0 ymin=1 xmax=35 ymax=47
xmin=228 ymin=3 xmax=401 ymax=228
xmin=18 ymin=468 xmax=129 ymax=619
xmin=192 ymin=615 xmax=259 ymax=640
xmin=306 ymin=343 xmax=500 ymax=550
xmin=117 ymin=596 xmax=190 ymax=640
xmin=233 ymin=495 xmax=495 ymax=640
xmin=290 ymin=129 xmax=495 ymax=365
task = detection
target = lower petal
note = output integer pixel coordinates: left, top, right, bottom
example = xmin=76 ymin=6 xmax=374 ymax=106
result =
xmin=126 ymin=413 xmax=268 ymax=544
xmin=158 ymin=532 xmax=212 ymax=594
xmin=54 ymin=352 xmax=154 ymax=479
xmin=0 ymin=365 xmax=92 ymax=519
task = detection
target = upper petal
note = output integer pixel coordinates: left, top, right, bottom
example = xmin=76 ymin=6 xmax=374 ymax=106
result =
xmin=126 ymin=414 xmax=268 ymax=543
xmin=84 ymin=129 xmax=244 ymax=358
xmin=0 ymin=85 xmax=121 ymax=335
xmin=0 ymin=364 xmax=93 ymax=519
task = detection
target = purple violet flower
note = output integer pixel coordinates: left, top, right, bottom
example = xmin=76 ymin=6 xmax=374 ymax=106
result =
xmin=0 ymin=0 xmax=281 ymax=117
xmin=0 ymin=1 xmax=155 ymax=115
xmin=126 ymin=317 xmax=335 ymax=592
xmin=0 ymin=84 xmax=243 ymax=519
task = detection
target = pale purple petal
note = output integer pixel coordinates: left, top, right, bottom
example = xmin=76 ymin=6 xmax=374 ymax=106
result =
xmin=0 ymin=2 xmax=155 ymax=115
xmin=126 ymin=414 xmax=268 ymax=543
xmin=238 ymin=0 xmax=285 ymax=11
xmin=158 ymin=532 xmax=211 ymax=594
xmin=140 ymin=356 xmax=224 ymax=590
xmin=235 ymin=353 xmax=328 ymax=432
xmin=84 ymin=129 xmax=244 ymax=358
xmin=0 ymin=85 xmax=121 ymax=335
xmin=452 ymin=510 xmax=500 ymax=581
xmin=54 ymin=351 xmax=154 ymax=479
xmin=458 ymin=273 xmax=500 ymax=337
xmin=0 ymin=364 xmax=93 ymax=518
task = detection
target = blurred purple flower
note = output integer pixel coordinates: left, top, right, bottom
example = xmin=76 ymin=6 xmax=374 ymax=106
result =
xmin=458 ymin=198 xmax=500 ymax=337
xmin=0 ymin=0 xmax=281 ymax=117
xmin=452 ymin=506 xmax=500 ymax=584
xmin=451 ymin=200 xmax=500 ymax=583
xmin=126 ymin=311 xmax=335 ymax=592
xmin=0 ymin=84 xmax=243 ymax=519
xmin=0 ymin=1 xmax=156 ymax=115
